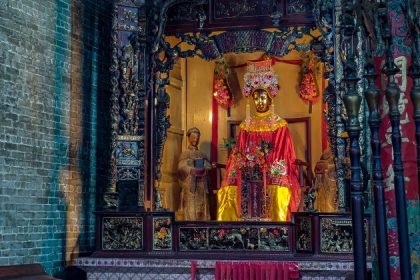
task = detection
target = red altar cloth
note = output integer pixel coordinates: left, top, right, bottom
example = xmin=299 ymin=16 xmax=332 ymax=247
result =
xmin=214 ymin=261 xmax=299 ymax=280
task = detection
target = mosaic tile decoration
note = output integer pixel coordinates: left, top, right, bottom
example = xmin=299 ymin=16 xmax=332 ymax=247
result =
xmin=75 ymin=258 xmax=371 ymax=270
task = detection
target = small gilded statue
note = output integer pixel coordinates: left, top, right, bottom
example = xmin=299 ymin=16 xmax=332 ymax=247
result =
xmin=177 ymin=127 xmax=211 ymax=220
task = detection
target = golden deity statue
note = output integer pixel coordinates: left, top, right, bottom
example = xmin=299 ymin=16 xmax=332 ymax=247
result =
xmin=178 ymin=127 xmax=211 ymax=220
xmin=217 ymin=59 xmax=301 ymax=221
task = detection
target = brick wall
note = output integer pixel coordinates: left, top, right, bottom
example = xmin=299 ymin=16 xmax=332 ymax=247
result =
xmin=0 ymin=0 xmax=113 ymax=275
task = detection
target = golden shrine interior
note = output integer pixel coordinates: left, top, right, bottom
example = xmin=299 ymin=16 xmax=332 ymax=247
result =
xmin=159 ymin=33 xmax=326 ymax=219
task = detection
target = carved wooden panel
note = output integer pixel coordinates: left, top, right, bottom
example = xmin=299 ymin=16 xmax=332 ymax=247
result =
xmin=286 ymin=0 xmax=313 ymax=15
xmin=165 ymin=0 xmax=314 ymax=33
xmin=152 ymin=217 xmax=173 ymax=250
xmin=213 ymin=0 xmax=274 ymax=19
xmin=178 ymin=224 xmax=292 ymax=252
xmin=320 ymin=217 xmax=370 ymax=255
xmin=295 ymin=215 xmax=312 ymax=252
xmin=102 ymin=217 xmax=143 ymax=250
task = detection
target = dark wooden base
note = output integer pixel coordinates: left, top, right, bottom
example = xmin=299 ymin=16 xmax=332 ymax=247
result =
xmin=94 ymin=211 xmax=370 ymax=260
xmin=81 ymin=212 xmax=372 ymax=279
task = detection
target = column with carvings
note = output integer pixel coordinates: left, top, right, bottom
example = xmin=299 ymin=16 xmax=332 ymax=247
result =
xmin=334 ymin=0 xmax=352 ymax=213
xmin=103 ymin=0 xmax=146 ymax=210
xmin=313 ymin=0 xmax=340 ymax=211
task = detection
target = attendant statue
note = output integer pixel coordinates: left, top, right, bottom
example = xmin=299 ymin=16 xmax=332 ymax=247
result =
xmin=178 ymin=127 xmax=211 ymax=220
xmin=217 ymin=59 xmax=301 ymax=221
xmin=313 ymin=147 xmax=338 ymax=212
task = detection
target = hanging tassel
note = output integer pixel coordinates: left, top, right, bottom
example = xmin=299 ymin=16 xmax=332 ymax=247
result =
xmin=245 ymin=101 xmax=251 ymax=129
xmin=263 ymin=166 xmax=267 ymax=219
xmin=191 ymin=260 xmax=197 ymax=280
xmin=237 ymin=170 xmax=242 ymax=217
xmin=270 ymin=104 xmax=275 ymax=127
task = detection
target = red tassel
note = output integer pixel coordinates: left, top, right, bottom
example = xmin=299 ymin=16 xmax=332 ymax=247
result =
xmin=221 ymin=262 xmax=226 ymax=280
xmin=191 ymin=261 xmax=197 ymax=280
xmin=269 ymin=262 xmax=276 ymax=280
xmin=277 ymin=262 xmax=283 ymax=280
xmin=215 ymin=262 xmax=221 ymax=280
xmin=226 ymin=263 xmax=232 ymax=280
xmin=243 ymin=262 xmax=250 ymax=280
xmin=232 ymin=262 xmax=238 ymax=280
xmin=263 ymin=167 xmax=267 ymax=217
xmin=288 ymin=262 xmax=299 ymax=279
xmin=237 ymin=171 xmax=242 ymax=217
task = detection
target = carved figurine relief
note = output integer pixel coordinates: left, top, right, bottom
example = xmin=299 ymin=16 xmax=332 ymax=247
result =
xmin=119 ymin=41 xmax=140 ymax=135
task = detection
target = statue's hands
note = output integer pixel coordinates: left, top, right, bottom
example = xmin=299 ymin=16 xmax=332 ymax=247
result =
xmin=190 ymin=168 xmax=206 ymax=177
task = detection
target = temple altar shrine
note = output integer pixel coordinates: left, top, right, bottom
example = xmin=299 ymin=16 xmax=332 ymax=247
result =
xmin=73 ymin=0 xmax=419 ymax=279
xmin=0 ymin=0 xmax=418 ymax=280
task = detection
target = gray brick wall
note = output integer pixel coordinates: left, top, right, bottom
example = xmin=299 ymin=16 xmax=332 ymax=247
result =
xmin=0 ymin=0 xmax=113 ymax=275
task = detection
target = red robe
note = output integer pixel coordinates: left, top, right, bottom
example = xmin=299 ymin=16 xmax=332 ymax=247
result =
xmin=217 ymin=111 xmax=301 ymax=221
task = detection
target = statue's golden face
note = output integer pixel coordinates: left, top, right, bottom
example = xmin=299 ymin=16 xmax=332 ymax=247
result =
xmin=252 ymin=88 xmax=272 ymax=113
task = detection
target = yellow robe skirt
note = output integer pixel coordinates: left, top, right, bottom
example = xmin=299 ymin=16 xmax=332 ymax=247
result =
xmin=216 ymin=185 xmax=291 ymax=221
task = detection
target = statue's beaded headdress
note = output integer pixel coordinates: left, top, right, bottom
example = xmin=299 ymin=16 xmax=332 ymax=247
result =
xmin=242 ymin=58 xmax=279 ymax=98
